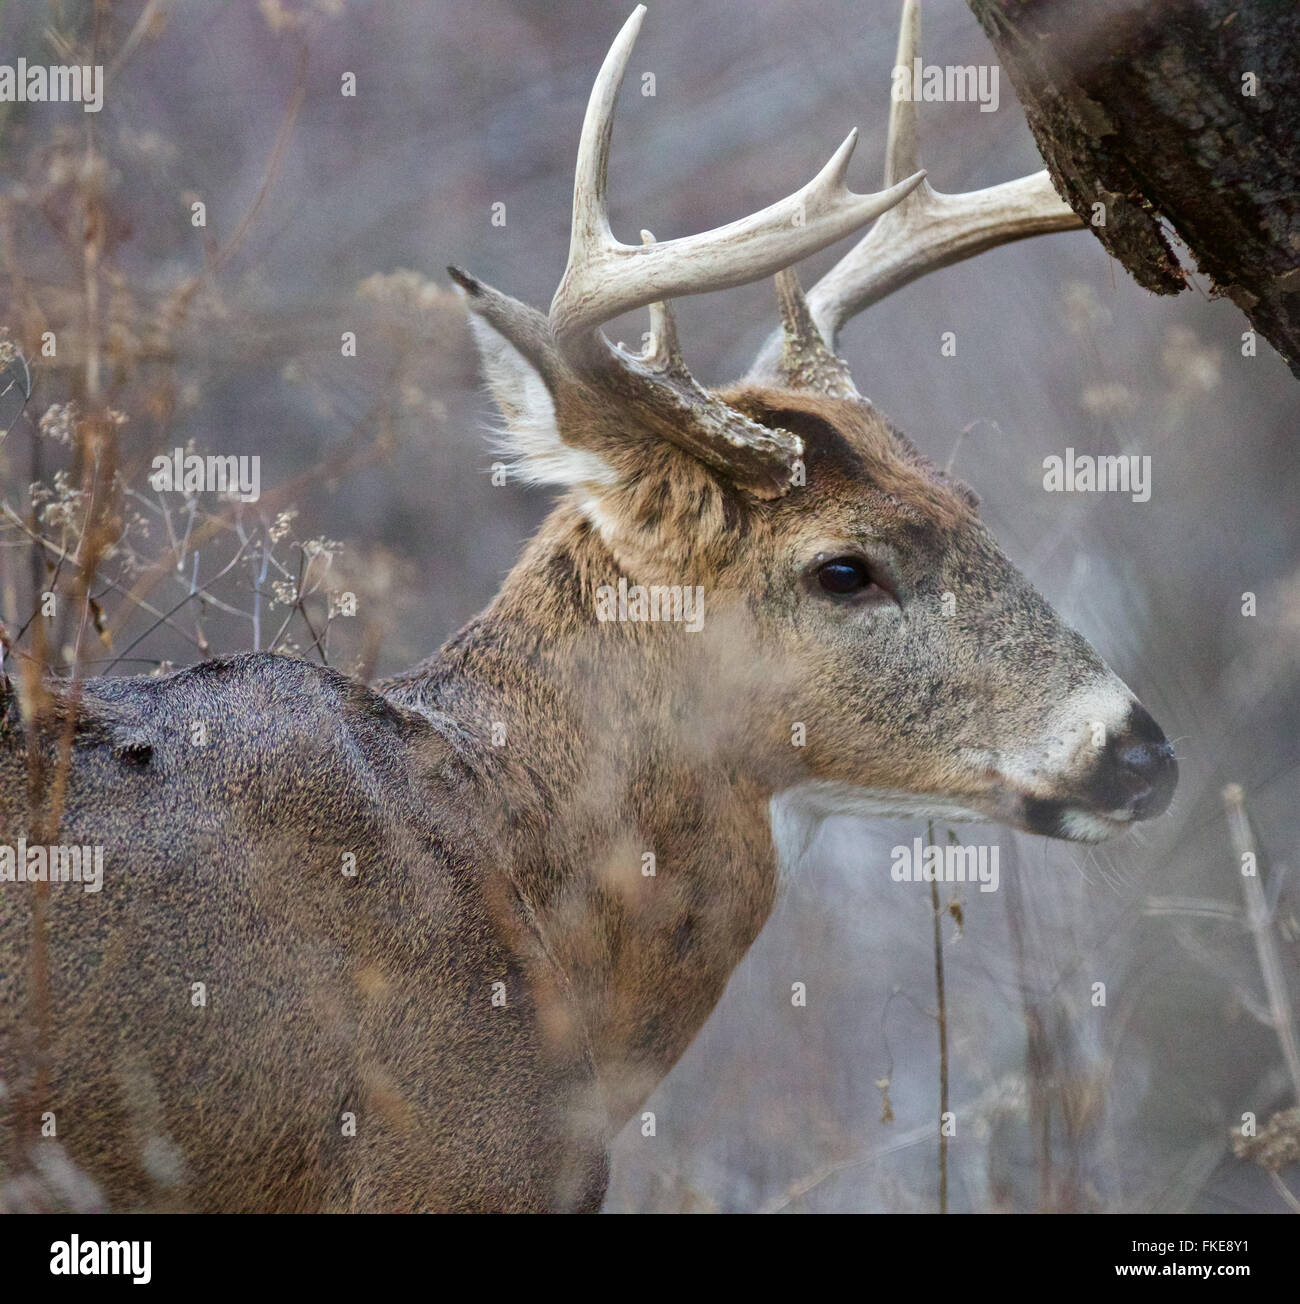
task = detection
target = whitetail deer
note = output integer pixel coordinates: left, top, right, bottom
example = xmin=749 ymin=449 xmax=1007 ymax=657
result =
xmin=0 ymin=3 xmax=1176 ymax=1212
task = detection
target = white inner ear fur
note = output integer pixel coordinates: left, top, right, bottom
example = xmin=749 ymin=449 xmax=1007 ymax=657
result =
xmin=467 ymin=315 xmax=619 ymax=496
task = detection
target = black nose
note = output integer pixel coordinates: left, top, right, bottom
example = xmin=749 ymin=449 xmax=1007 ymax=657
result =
xmin=1092 ymin=703 xmax=1178 ymax=821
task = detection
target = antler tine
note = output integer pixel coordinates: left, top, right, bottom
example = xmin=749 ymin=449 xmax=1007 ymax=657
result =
xmin=548 ymin=4 xmax=927 ymax=347
xmin=804 ymin=171 xmax=1080 ymax=349
xmin=635 ymin=230 xmax=684 ymax=371
xmin=883 ymin=0 xmax=922 ymax=189
xmin=748 ymin=0 xmax=1083 ymax=381
xmin=769 ymin=267 xmax=861 ymax=399
xmin=565 ymin=3 xmax=644 ymax=261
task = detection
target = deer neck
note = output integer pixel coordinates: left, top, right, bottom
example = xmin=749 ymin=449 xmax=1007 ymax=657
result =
xmin=385 ymin=504 xmax=781 ymax=1129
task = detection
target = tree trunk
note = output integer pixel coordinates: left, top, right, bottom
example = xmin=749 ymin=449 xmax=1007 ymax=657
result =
xmin=968 ymin=0 xmax=1300 ymax=379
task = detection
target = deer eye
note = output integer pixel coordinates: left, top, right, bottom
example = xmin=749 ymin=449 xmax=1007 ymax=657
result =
xmin=813 ymin=555 xmax=879 ymax=598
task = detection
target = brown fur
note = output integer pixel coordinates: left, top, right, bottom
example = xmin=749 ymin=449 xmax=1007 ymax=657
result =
xmin=0 ymin=377 xmax=1162 ymax=1211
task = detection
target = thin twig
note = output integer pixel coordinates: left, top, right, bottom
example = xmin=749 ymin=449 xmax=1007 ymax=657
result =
xmin=3 ymin=506 xmax=208 ymax=664
xmin=1224 ymin=784 xmax=1300 ymax=1106
xmin=929 ymin=820 xmax=949 ymax=1213
xmin=1268 ymin=1170 xmax=1300 ymax=1214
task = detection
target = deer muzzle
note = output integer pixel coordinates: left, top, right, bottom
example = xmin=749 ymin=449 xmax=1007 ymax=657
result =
xmin=1019 ymin=700 xmax=1178 ymax=841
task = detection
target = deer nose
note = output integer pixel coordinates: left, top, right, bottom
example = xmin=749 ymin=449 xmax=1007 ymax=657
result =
xmin=1096 ymin=703 xmax=1178 ymax=821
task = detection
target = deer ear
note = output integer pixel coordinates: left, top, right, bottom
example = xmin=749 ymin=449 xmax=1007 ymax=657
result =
xmin=464 ymin=310 xmax=619 ymax=492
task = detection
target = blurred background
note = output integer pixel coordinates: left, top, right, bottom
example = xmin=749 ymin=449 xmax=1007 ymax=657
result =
xmin=0 ymin=0 xmax=1297 ymax=1212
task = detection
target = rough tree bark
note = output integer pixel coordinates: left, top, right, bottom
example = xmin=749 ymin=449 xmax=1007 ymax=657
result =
xmin=967 ymin=0 xmax=1300 ymax=379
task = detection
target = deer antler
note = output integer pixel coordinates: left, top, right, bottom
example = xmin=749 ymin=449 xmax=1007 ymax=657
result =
xmin=749 ymin=0 xmax=1083 ymax=383
xmin=455 ymin=5 xmax=930 ymax=497
xmin=548 ymin=4 xmax=925 ymax=346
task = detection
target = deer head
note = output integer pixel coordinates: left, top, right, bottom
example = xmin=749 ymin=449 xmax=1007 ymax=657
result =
xmin=449 ymin=3 xmax=1177 ymax=848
